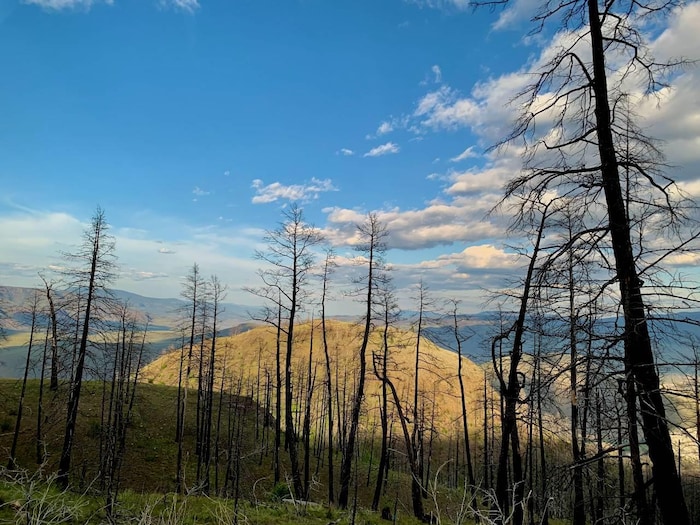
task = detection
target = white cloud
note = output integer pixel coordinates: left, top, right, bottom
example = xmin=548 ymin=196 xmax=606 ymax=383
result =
xmin=491 ymin=0 xmax=541 ymax=31
xmin=25 ymin=0 xmax=199 ymax=13
xmin=404 ymin=0 xmax=469 ymax=11
xmin=445 ymin=156 xmax=518 ymax=195
xmin=158 ymin=247 xmax=176 ymax=254
xmin=323 ymin=198 xmax=504 ymax=251
xmin=124 ymin=269 xmax=169 ymax=281
xmin=363 ymin=142 xmax=400 ymax=158
xmin=337 ymin=148 xmax=355 ymax=156
xmin=23 ymin=0 xmax=112 ymax=10
xmin=366 ymin=120 xmax=397 ymax=140
xmin=0 ymin=208 xmax=267 ymax=301
xmin=251 ymin=178 xmax=337 ymax=204
xmin=438 ymin=245 xmax=520 ymax=271
xmin=450 ymin=146 xmax=479 ymax=163
xmin=377 ymin=121 xmax=394 ymax=135
xmin=192 ymin=186 xmax=210 ymax=196
xmin=0 ymin=211 xmax=84 ymax=260
xmin=159 ymin=0 xmax=200 ymax=13
xmin=414 ymin=86 xmax=481 ymax=131
xmin=432 ymin=64 xmax=442 ymax=83
xmin=352 ymin=3 xmax=700 ymax=309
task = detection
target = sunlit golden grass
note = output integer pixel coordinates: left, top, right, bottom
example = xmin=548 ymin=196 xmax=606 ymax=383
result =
xmin=141 ymin=320 xmax=495 ymax=437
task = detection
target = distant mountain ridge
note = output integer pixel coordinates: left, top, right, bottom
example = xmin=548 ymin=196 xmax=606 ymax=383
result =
xmin=2 ymin=285 xmax=699 ymax=378
xmin=0 ymin=285 xmax=258 ymax=378
xmin=0 ymin=285 xmax=254 ymax=331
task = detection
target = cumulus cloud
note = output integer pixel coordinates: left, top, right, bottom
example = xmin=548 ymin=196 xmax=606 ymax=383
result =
xmin=438 ymin=244 xmax=520 ymax=271
xmin=323 ymin=199 xmax=504 ymax=251
xmin=445 ymin=157 xmax=518 ymax=195
xmin=363 ymin=142 xmax=400 ymax=158
xmin=398 ymin=2 xmax=700 ymax=173
xmin=414 ymin=86 xmax=480 ymax=131
xmin=337 ymin=148 xmax=355 ymax=156
xmin=354 ymin=2 xmax=700 ymax=309
xmin=251 ymin=178 xmax=337 ymax=204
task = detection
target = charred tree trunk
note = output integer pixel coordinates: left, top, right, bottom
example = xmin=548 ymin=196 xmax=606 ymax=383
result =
xmin=493 ymin=205 xmax=548 ymax=525
xmin=9 ymin=292 xmax=39 ymax=469
xmin=588 ymin=1 xmax=688 ymax=521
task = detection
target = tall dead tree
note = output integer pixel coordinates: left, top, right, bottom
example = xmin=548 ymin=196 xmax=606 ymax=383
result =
xmin=493 ymin=202 xmax=549 ymax=525
xmin=338 ymin=213 xmax=387 ymax=509
xmin=246 ymin=204 xmax=323 ymax=499
xmin=320 ymin=249 xmax=336 ymax=503
xmin=372 ymin=284 xmax=398 ymax=511
xmin=103 ymin=303 xmax=148 ymax=521
xmin=201 ymin=275 xmax=226 ymax=494
xmin=475 ymin=0 xmax=694 ymax=521
xmin=8 ymin=290 xmax=41 ymax=469
xmin=372 ymin=343 xmax=426 ymax=520
xmin=449 ymin=300 xmax=476 ymax=494
xmin=40 ymin=276 xmax=60 ymax=391
xmin=176 ymin=262 xmax=204 ymax=494
xmin=411 ymin=280 xmax=432 ymax=497
xmin=57 ymin=207 xmax=116 ymax=488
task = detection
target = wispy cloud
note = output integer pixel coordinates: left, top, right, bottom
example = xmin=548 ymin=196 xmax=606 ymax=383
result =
xmin=251 ymin=178 xmax=337 ymax=204
xmin=337 ymin=148 xmax=355 ymax=156
xmin=192 ymin=186 xmax=211 ymax=197
xmin=376 ymin=121 xmax=393 ymax=135
xmin=158 ymin=247 xmax=176 ymax=254
xmin=432 ymin=65 xmax=442 ymax=83
xmin=124 ymin=269 xmax=169 ymax=281
xmin=25 ymin=0 xmax=199 ymax=13
xmin=450 ymin=146 xmax=478 ymax=162
xmin=23 ymin=0 xmax=113 ymax=10
xmin=404 ymin=0 xmax=469 ymax=11
xmin=159 ymin=0 xmax=200 ymax=13
xmin=491 ymin=0 xmax=541 ymax=31
xmin=363 ymin=142 xmax=400 ymax=158
xmin=366 ymin=119 xmax=401 ymax=140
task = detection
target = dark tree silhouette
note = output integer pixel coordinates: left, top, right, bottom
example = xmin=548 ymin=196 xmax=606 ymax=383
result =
xmin=474 ymin=1 xmax=696 ymax=521
xmin=338 ymin=213 xmax=387 ymax=509
xmin=246 ymin=204 xmax=323 ymax=499
xmin=57 ymin=207 xmax=116 ymax=488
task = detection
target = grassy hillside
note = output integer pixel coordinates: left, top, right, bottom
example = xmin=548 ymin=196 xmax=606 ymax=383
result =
xmin=0 ymin=376 xmax=488 ymax=524
xmin=141 ymin=319 xmax=492 ymax=435
xmin=0 ymin=380 xmax=268 ymax=494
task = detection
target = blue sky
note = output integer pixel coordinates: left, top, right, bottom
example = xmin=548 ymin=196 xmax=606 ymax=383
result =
xmin=1 ymin=0 xmax=699 ymax=313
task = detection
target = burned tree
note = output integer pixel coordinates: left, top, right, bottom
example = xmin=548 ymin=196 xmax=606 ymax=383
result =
xmin=475 ymin=0 xmax=696 ymax=521
xmin=338 ymin=213 xmax=387 ymax=509
xmin=246 ymin=204 xmax=323 ymax=499
xmin=57 ymin=207 xmax=117 ymax=488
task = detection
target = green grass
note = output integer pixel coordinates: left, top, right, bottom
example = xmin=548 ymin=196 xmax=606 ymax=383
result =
xmin=0 ymin=471 xmax=435 ymax=524
xmin=0 ymin=378 xmax=562 ymax=524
